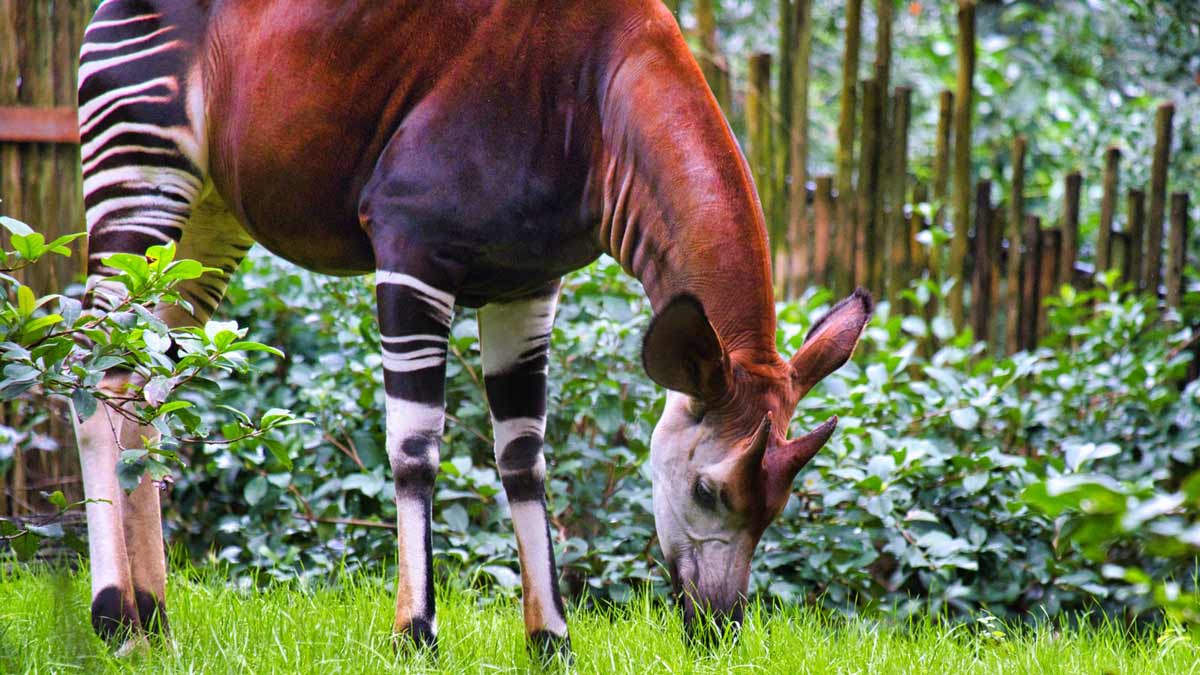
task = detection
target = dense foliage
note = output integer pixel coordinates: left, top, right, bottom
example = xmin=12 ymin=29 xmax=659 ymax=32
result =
xmin=139 ymin=249 xmax=1198 ymax=631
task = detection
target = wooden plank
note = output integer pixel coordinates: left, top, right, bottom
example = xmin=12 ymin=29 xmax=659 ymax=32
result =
xmin=784 ymin=0 xmax=813 ymax=296
xmin=855 ymin=77 xmax=881 ymax=291
xmin=835 ymin=0 xmax=863 ymax=294
xmin=1019 ymin=215 xmax=1041 ymax=351
xmin=885 ymin=86 xmax=911 ymax=299
xmin=1127 ymin=188 xmax=1146 ymax=289
xmin=971 ymin=180 xmax=993 ymax=342
xmin=1037 ymin=228 xmax=1062 ymax=340
xmin=1144 ymin=102 xmax=1174 ymax=296
xmin=812 ymin=175 xmax=833 ymax=288
xmin=1166 ymin=192 xmax=1189 ymax=311
xmin=1096 ymin=146 xmax=1121 ymax=272
xmin=949 ymin=0 xmax=976 ymax=329
xmin=1060 ymin=171 xmax=1082 ymax=286
xmin=1004 ymin=136 xmax=1026 ymax=354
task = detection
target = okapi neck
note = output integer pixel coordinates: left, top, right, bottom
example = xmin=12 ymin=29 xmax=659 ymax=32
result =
xmin=592 ymin=24 xmax=778 ymax=357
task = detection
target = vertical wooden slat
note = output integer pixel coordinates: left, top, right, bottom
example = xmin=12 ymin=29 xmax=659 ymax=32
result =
xmin=1019 ymin=215 xmax=1041 ymax=351
xmin=949 ymin=0 xmax=976 ymax=328
xmin=1144 ymin=102 xmax=1174 ymax=296
xmin=1037 ymin=228 xmax=1062 ymax=341
xmin=1110 ymin=231 xmax=1131 ymax=285
xmin=855 ymin=77 xmax=881 ymax=292
xmin=812 ymin=175 xmax=833 ymax=288
xmin=1060 ymin=171 xmax=1082 ymax=286
xmin=932 ymin=90 xmax=953 ymax=283
xmin=835 ymin=0 xmax=863 ymax=294
xmin=886 ymin=87 xmax=912 ymax=298
xmin=785 ymin=0 xmax=814 ymax=295
xmin=1096 ymin=146 xmax=1121 ymax=272
xmin=695 ymin=0 xmax=731 ymax=115
xmin=747 ymin=53 xmax=776 ymax=283
xmin=1166 ymin=192 xmax=1189 ymax=311
xmin=1003 ymin=138 xmax=1026 ymax=355
xmin=971 ymin=180 xmax=993 ymax=342
xmin=1127 ymin=188 xmax=1146 ymax=288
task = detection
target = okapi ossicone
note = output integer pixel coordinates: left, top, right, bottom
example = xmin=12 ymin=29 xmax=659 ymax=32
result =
xmin=74 ymin=0 xmax=872 ymax=656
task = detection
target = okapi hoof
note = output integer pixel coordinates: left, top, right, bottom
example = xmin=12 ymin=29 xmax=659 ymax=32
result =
xmin=90 ymin=586 xmax=140 ymax=643
xmin=391 ymin=618 xmax=438 ymax=657
xmin=528 ymin=631 xmax=573 ymax=667
xmin=134 ymin=589 xmax=170 ymax=638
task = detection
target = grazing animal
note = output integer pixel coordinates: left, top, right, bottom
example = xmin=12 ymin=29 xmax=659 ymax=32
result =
xmin=73 ymin=0 xmax=872 ymax=657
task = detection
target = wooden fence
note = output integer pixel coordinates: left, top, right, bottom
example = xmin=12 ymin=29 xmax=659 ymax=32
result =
xmin=1 ymin=0 xmax=1196 ymax=516
xmin=696 ymin=0 xmax=1195 ymax=355
xmin=0 ymin=0 xmax=89 ymax=516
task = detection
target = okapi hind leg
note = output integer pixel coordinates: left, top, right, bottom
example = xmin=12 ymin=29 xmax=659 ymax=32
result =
xmin=478 ymin=284 xmax=571 ymax=661
xmin=371 ymin=253 xmax=463 ymax=653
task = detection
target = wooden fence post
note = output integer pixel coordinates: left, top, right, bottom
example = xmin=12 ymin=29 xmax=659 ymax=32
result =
xmin=785 ymin=0 xmax=814 ymax=296
xmin=971 ymin=180 xmax=993 ymax=342
xmin=1166 ymin=192 xmax=1189 ymax=311
xmin=836 ymin=0 xmax=864 ymax=295
xmin=1019 ymin=215 xmax=1041 ymax=351
xmin=695 ymin=0 xmax=731 ymax=115
xmin=856 ymin=78 xmax=881 ymax=292
xmin=1060 ymin=171 xmax=1082 ymax=286
xmin=747 ymin=53 xmax=775 ymax=268
xmin=1144 ymin=101 xmax=1174 ymax=296
xmin=1127 ymin=188 xmax=1146 ymax=288
xmin=1004 ymin=136 xmax=1026 ymax=353
xmin=949 ymin=0 xmax=976 ymax=328
xmin=812 ymin=175 xmax=834 ymax=288
xmin=1110 ymin=231 xmax=1131 ymax=286
xmin=932 ymin=90 xmax=953 ymax=275
xmin=886 ymin=87 xmax=912 ymax=298
xmin=1037 ymin=227 xmax=1062 ymax=341
xmin=1096 ymin=146 xmax=1121 ymax=272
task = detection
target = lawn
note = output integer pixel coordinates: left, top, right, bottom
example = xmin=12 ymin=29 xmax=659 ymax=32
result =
xmin=1 ymin=565 xmax=1196 ymax=674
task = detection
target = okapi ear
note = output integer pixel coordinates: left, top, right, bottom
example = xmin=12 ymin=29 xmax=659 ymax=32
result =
xmin=763 ymin=417 xmax=839 ymax=506
xmin=642 ymin=294 xmax=731 ymax=402
xmin=789 ymin=288 xmax=873 ymax=397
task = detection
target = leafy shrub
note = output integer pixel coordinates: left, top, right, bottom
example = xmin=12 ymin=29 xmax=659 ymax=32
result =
xmin=158 ymin=250 xmax=1199 ymax=629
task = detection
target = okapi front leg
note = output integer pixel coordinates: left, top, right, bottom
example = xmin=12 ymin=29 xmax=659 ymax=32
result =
xmin=375 ymin=268 xmax=457 ymax=651
xmin=478 ymin=286 xmax=570 ymax=659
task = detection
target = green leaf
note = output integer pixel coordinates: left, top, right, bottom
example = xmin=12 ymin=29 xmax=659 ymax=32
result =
xmin=244 ymin=475 xmax=268 ymax=506
xmin=949 ymin=407 xmax=980 ymax=430
xmin=227 ymin=341 xmax=285 ymax=358
xmin=0 ymin=216 xmax=34 ymax=237
xmin=71 ymin=389 xmax=98 ymax=421
xmin=47 ymin=490 xmax=67 ymax=510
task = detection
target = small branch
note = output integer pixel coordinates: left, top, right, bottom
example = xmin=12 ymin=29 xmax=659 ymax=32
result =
xmin=293 ymin=513 xmax=395 ymax=530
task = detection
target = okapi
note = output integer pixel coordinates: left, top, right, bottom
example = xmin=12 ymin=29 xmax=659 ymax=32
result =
xmin=73 ymin=0 xmax=872 ymax=658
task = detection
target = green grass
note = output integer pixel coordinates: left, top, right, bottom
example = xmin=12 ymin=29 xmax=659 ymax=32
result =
xmin=1 ymin=565 xmax=1196 ymax=674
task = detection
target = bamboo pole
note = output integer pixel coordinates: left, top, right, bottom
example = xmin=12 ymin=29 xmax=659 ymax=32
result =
xmin=856 ymin=78 xmax=881 ymax=292
xmin=932 ymin=90 xmax=953 ymax=275
xmin=874 ymin=0 xmax=892 ymax=99
xmin=1019 ymin=215 xmax=1041 ymax=351
xmin=786 ymin=0 xmax=814 ymax=295
xmin=1111 ymin=231 xmax=1131 ymax=284
xmin=1060 ymin=171 xmax=1082 ymax=287
xmin=1144 ymin=101 xmax=1174 ymax=296
xmin=695 ymin=0 xmax=731 ymax=114
xmin=835 ymin=0 xmax=863 ymax=294
xmin=886 ymin=87 xmax=912 ymax=298
xmin=813 ymin=175 xmax=834 ymax=287
xmin=971 ymin=180 xmax=993 ymax=342
xmin=1008 ymin=135 xmax=1027 ymax=353
xmin=1127 ymin=188 xmax=1146 ymax=288
xmin=1037 ymin=228 xmax=1062 ymax=340
xmin=1166 ymin=192 xmax=1189 ymax=311
xmin=747 ymin=53 xmax=775 ymax=269
xmin=949 ymin=0 xmax=976 ymax=328
xmin=1096 ymin=146 xmax=1121 ymax=272
xmin=778 ymin=0 xmax=794 ymax=211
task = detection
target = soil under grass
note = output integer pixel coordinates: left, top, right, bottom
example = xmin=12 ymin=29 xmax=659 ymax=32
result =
xmin=0 ymin=565 xmax=1195 ymax=674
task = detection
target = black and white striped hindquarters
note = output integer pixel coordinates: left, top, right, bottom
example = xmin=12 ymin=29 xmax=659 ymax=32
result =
xmin=80 ymin=0 xmax=250 ymax=325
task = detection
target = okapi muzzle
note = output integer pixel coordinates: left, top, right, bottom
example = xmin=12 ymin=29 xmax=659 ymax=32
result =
xmin=645 ymin=289 xmax=873 ymax=636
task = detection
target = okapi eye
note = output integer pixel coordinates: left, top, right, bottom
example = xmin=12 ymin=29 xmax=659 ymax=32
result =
xmin=693 ymin=479 xmax=718 ymax=511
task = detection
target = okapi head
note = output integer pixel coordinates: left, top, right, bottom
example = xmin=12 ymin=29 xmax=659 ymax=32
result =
xmin=642 ymin=288 xmax=872 ymax=633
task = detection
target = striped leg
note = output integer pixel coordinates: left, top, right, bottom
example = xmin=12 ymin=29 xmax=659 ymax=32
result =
xmin=76 ymin=2 xmax=249 ymax=641
xmin=478 ymin=285 xmax=570 ymax=659
xmin=375 ymin=267 xmax=458 ymax=651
